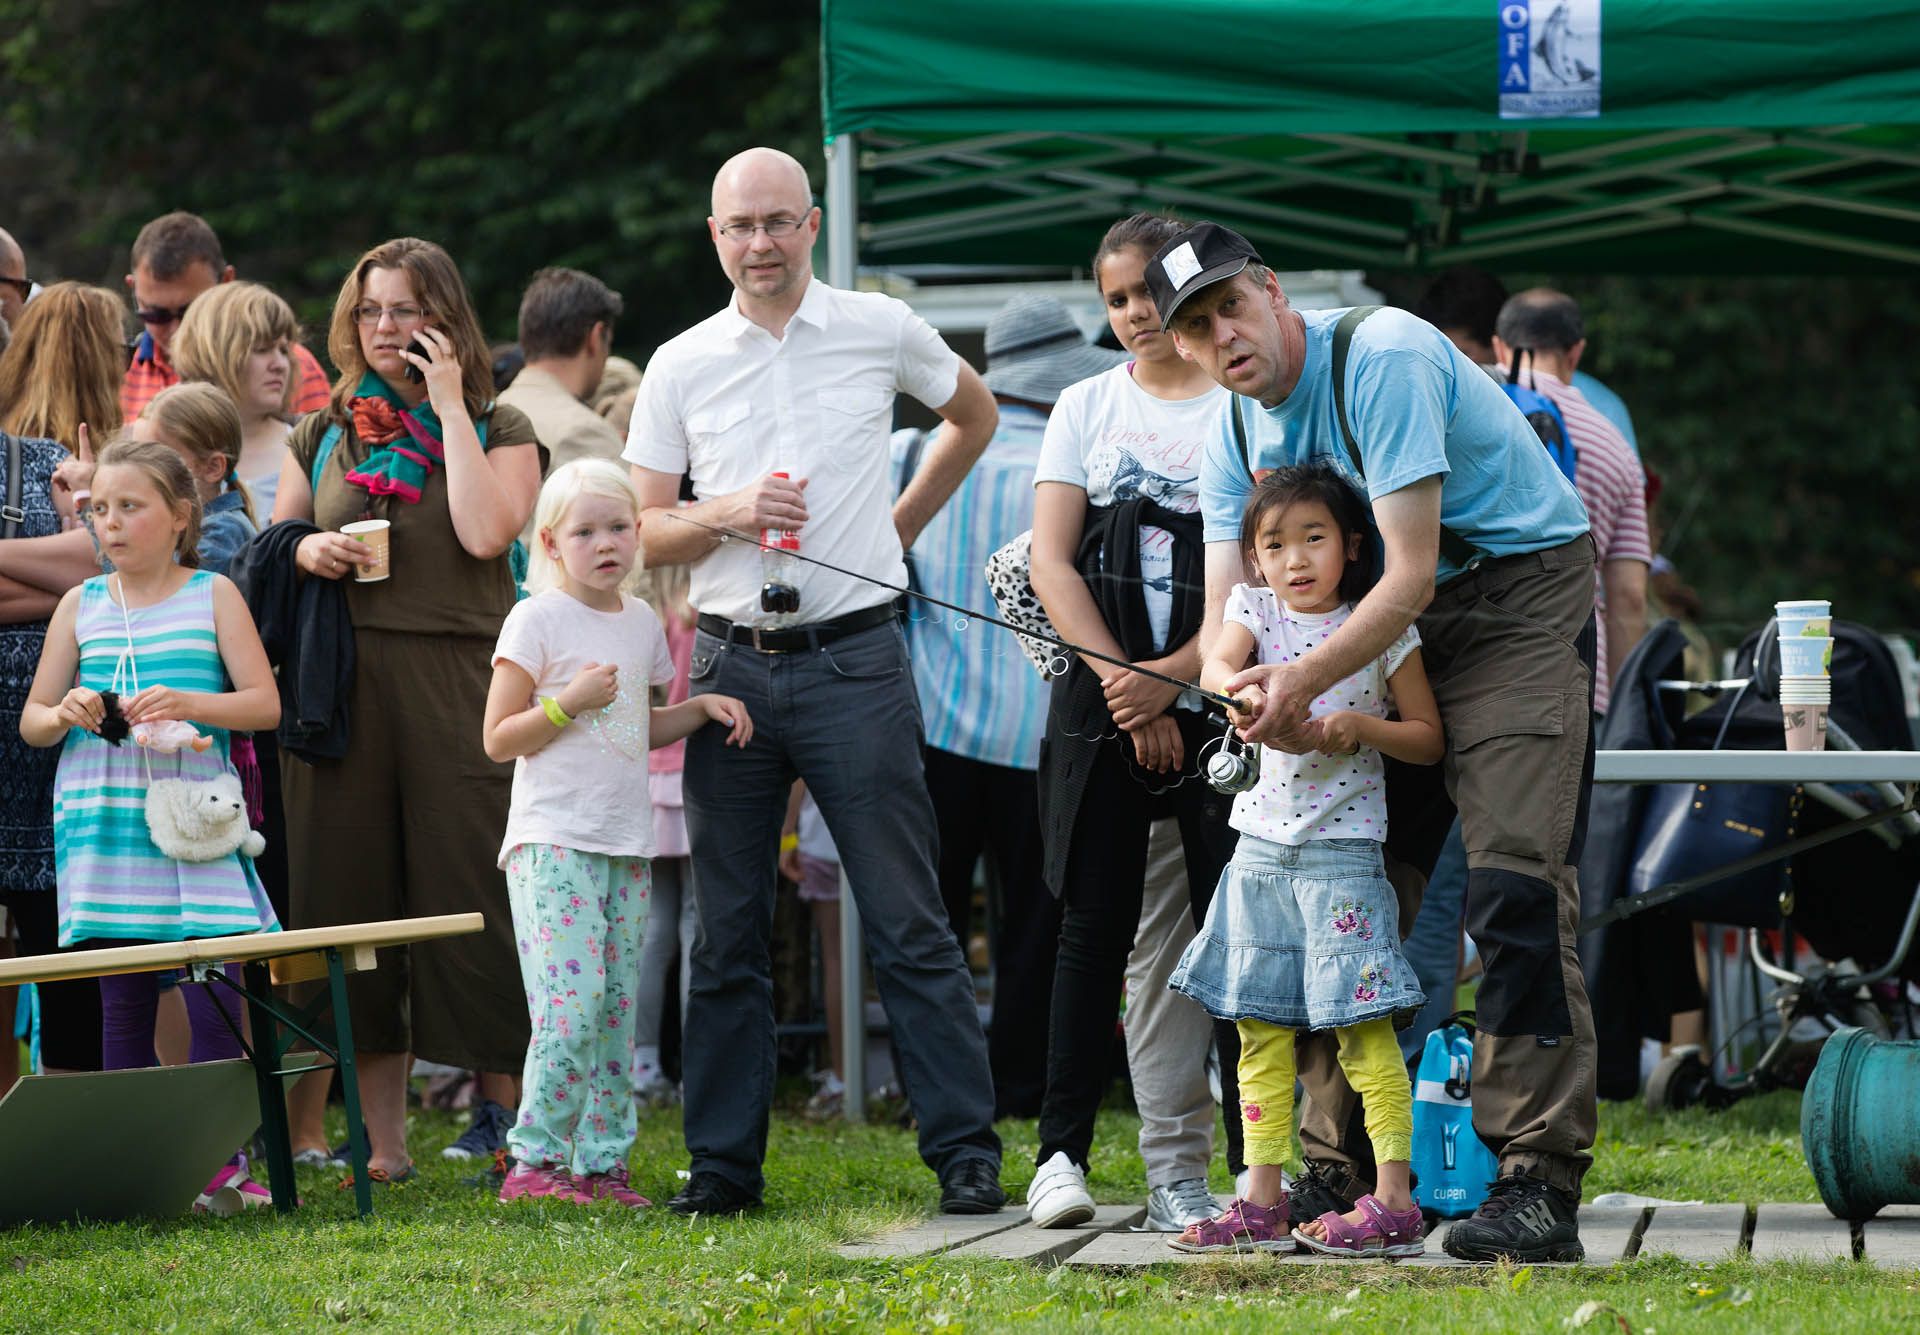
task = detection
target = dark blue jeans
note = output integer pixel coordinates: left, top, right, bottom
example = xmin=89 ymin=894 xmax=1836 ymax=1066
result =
xmin=682 ymin=620 xmax=1000 ymax=1195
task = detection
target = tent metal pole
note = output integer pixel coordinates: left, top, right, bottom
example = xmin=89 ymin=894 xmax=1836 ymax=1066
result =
xmin=825 ymin=130 xmax=866 ymax=1123
xmin=1689 ymin=212 xmax=1920 ymax=267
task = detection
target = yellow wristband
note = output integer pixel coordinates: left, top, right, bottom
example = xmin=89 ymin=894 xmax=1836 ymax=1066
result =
xmin=539 ymin=696 xmax=573 ymax=728
xmin=779 ymin=833 xmax=800 ymax=855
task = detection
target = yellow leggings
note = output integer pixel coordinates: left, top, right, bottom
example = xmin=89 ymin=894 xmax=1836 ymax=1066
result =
xmin=1236 ymin=1017 xmax=1412 ymax=1168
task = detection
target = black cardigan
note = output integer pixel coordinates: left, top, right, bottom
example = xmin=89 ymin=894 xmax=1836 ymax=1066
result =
xmin=1036 ymin=497 xmax=1207 ymax=895
xmin=229 ymin=520 xmax=356 ymax=762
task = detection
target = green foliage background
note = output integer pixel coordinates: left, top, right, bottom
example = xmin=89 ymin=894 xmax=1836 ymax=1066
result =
xmin=4 ymin=0 xmax=1916 ymax=639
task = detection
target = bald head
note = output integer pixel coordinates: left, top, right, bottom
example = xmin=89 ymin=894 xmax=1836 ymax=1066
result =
xmin=0 ymin=227 xmax=26 ymax=330
xmin=710 ymin=147 xmax=813 ymax=217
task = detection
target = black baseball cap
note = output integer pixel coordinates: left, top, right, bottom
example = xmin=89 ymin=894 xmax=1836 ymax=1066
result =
xmin=1146 ymin=222 xmax=1265 ymax=331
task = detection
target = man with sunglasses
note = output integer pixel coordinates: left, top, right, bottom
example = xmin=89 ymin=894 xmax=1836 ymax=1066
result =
xmin=0 ymin=227 xmax=29 ymax=335
xmin=120 ymin=211 xmax=331 ymax=422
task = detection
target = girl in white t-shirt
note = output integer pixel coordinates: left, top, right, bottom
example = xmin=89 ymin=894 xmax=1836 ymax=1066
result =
xmin=483 ymin=459 xmax=750 ymax=1208
xmin=1170 ymin=464 xmax=1443 ymax=1258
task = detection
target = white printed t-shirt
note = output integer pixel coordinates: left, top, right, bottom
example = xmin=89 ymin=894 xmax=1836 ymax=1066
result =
xmin=1035 ymin=364 xmax=1225 ymax=653
xmin=1224 ymin=585 xmax=1422 ymax=846
xmin=492 ymin=589 xmax=677 ymax=866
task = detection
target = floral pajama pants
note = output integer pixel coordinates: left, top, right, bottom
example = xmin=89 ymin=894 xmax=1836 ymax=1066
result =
xmin=503 ymin=843 xmax=650 ymax=1177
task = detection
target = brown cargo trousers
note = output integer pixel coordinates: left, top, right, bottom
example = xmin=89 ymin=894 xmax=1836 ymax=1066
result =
xmin=1296 ymin=535 xmax=1599 ymax=1195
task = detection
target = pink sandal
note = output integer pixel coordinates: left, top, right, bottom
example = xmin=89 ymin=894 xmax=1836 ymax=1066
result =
xmin=1291 ymin=1193 xmax=1426 ymax=1258
xmin=1169 ymin=1198 xmax=1296 ymax=1254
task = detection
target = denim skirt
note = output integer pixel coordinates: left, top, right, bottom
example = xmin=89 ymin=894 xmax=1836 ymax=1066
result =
xmin=1169 ymin=834 xmax=1425 ymax=1030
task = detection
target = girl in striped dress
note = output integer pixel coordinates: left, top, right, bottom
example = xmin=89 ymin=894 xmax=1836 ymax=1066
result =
xmin=21 ymin=438 xmax=280 ymax=1208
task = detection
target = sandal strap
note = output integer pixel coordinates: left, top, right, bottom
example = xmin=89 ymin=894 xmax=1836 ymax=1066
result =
xmin=1354 ymin=1193 xmax=1412 ymax=1239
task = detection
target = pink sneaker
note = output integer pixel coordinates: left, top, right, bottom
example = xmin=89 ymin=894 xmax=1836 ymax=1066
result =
xmin=581 ymin=1165 xmax=651 ymax=1209
xmin=194 ymin=1156 xmax=277 ymax=1216
xmin=497 ymin=1163 xmax=592 ymax=1205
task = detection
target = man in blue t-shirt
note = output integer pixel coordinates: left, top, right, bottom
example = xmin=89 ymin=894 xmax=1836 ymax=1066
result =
xmin=1146 ymin=222 xmax=1599 ymax=1264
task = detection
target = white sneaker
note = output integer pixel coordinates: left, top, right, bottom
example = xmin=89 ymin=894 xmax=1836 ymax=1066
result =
xmin=1144 ymin=1177 xmax=1222 ymax=1231
xmin=1026 ymin=1151 xmax=1096 ymax=1228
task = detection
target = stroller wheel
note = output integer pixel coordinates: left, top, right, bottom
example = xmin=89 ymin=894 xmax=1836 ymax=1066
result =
xmin=1645 ymin=1045 xmax=1713 ymax=1113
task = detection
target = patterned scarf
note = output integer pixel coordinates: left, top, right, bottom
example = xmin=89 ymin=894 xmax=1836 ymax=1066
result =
xmin=341 ymin=371 xmax=488 ymax=503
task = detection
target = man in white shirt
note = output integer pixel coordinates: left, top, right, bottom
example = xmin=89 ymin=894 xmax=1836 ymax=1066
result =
xmin=625 ymin=146 xmax=1004 ymax=1217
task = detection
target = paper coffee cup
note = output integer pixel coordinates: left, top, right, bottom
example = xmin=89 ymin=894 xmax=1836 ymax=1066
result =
xmin=341 ymin=519 xmax=391 ymax=582
xmin=1780 ymin=675 xmax=1831 ymax=703
xmin=1777 ymin=636 xmax=1833 ymax=678
xmin=1776 ymin=599 xmax=1833 ymax=641
xmin=1782 ymin=702 xmax=1830 ymax=752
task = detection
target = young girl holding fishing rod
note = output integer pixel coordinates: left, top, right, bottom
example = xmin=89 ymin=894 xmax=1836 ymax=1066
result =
xmin=1169 ymin=464 xmax=1442 ymax=1256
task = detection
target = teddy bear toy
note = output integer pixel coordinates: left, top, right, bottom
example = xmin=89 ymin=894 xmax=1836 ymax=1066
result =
xmin=145 ymin=770 xmax=267 ymax=862
xmin=133 ymin=719 xmax=213 ymax=753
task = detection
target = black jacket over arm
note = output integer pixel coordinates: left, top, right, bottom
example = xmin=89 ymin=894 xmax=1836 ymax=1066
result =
xmin=228 ymin=520 xmax=355 ymax=763
xmin=1036 ymin=497 xmax=1208 ymax=895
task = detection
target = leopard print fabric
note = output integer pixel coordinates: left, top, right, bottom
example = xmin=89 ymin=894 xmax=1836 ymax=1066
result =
xmin=983 ymin=530 xmax=1061 ymax=678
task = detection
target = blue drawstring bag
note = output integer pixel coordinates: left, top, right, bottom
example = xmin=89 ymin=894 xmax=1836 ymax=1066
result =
xmin=1410 ymin=1011 xmax=1499 ymax=1218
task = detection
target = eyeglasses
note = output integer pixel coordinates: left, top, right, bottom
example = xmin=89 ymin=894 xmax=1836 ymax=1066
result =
xmin=715 ymin=217 xmax=806 ymax=241
xmin=352 ymin=304 xmax=428 ymax=326
xmin=135 ymin=300 xmax=193 ymax=326
xmin=0 ymin=276 xmax=30 ymax=300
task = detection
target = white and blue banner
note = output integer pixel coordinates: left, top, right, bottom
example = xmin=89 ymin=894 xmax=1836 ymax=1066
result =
xmin=1498 ymin=0 xmax=1602 ymax=119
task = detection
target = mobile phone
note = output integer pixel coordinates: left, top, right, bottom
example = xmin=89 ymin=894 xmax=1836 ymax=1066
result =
xmin=402 ymin=337 xmax=428 ymax=384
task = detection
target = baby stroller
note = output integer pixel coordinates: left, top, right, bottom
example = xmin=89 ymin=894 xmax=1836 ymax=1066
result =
xmin=1579 ymin=617 xmax=1920 ymax=1108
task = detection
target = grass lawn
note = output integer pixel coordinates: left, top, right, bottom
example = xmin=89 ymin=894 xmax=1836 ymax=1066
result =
xmin=3 ymin=1085 xmax=1916 ymax=1332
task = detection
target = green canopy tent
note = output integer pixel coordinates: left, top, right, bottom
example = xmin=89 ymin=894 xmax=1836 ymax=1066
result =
xmin=814 ymin=2 xmax=1920 ymax=1118
xmin=819 ymin=1 xmax=1920 ymax=279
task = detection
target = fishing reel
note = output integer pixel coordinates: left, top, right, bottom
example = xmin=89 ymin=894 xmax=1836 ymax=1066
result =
xmin=759 ymin=581 xmax=802 ymax=615
xmin=1203 ymin=719 xmax=1261 ymax=795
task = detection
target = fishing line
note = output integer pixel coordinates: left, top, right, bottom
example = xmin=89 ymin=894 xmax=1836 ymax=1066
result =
xmin=660 ymin=509 xmax=1247 ymax=714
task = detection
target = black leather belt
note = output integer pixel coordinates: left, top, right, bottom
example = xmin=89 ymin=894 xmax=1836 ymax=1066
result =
xmin=697 ymin=602 xmax=897 ymax=653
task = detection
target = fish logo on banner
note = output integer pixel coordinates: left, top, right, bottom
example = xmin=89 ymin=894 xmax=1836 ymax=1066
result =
xmin=1499 ymin=0 xmax=1601 ymax=119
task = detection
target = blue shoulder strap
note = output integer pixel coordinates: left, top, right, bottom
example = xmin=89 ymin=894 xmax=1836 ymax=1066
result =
xmin=310 ymin=422 xmax=344 ymax=497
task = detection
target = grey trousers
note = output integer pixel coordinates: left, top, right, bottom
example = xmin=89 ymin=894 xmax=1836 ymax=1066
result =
xmin=682 ymin=621 xmax=1000 ymax=1195
xmin=631 ymin=854 xmax=696 ymax=1059
xmin=1125 ymin=819 xmax=1220 ymax=1189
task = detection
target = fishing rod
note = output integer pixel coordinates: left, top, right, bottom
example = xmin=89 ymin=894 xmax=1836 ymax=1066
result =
xmin=660 ymin=509 xmax=1248 ymax=715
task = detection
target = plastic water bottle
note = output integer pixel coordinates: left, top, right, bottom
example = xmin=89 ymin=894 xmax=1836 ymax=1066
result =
xmin=759 ymin=471 xmax=801 ymax=627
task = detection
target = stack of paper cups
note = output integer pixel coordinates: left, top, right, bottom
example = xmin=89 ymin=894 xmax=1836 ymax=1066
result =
xmin=1776 ymin=604 xmax=1833 ymax=751
xmin=1775 ymin=599 xmax=1832 ymax=640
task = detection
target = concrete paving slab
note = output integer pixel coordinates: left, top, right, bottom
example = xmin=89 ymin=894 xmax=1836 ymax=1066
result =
xmin=1636 ymin=1204 xmax=1750 ymax=1263
xmin=837 ymin=1210 xmax=1026 ymax=1259
xmin=1749 ymin=1204 xmax=1855 ymax=1262
xmin=946 ymin=1205 xmax=1145 ymax=1263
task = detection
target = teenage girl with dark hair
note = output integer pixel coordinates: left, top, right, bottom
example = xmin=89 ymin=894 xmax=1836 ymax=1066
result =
xmin=1024 ymin=213 xmax=1245 ymax=1232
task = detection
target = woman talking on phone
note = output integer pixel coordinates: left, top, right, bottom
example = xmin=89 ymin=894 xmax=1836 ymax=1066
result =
xmin=270 ymin=237 xmax=542 ymax=1181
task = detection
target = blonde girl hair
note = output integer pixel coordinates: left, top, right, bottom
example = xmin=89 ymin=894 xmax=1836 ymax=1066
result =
xmin=96 ymin=435 xmax=204 ymax=570
xmin=170 ymin=282 xmax=302 ymax=418
xmin=523 ymin=458 xmax=641 ymax=595
xmin=325 ymin=237 xmax=493 ymax=424
xmin=0 ymin=282 xmax=125 ymax=450
xmin=141 ymin=382 xmax=256 ymax=526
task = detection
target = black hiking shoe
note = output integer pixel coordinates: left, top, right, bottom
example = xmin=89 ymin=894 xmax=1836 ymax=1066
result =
xmin=1442 ymin=1172 xmax=1585 ymax=1263
xmin=1289 ymin=1160 xmax=1361 ymax=1223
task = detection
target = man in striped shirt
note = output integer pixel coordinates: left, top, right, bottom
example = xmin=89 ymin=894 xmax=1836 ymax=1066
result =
xmin=1495 ymin=289 xmax=1650 ymax=716
xmin=892 ymin=293 xmax=1119 ymax=1119
xmin=121 ymin=212 xmax=330 ymax=423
